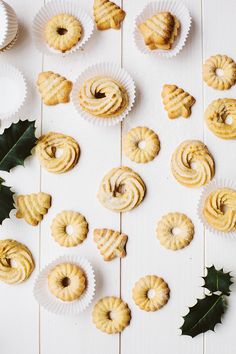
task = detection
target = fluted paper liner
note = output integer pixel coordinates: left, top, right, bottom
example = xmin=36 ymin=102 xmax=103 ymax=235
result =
xmin=134 ymin=1 xmax=191 ymax=58
xmin=33 ymin=255 xmax=96 ymax=316
xmin=71 ymin=62 xmax=136 ymax=127
xmin=197 ymin=179 xmax=236 ymax=239
xmin=0 ymin=0 xmax=18 ymax=51
xmin=32 ymin=0 xmax=94 ymax=56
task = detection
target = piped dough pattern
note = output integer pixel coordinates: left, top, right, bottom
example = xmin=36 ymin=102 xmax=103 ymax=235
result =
xmin=171 ymin=140 xmax=215 ymax=188
xmin=203 ymin=188 xmax=236 ymax=232
xmin=93 ymin=0 xmax=126 ymax=30
xmin=97 ymin=166 xmax=146 ymax=212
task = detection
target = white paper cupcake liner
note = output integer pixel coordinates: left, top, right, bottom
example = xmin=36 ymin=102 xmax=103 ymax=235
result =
xmin=0 ymin=0 xmax=18 ymax=50
xmin=134 ymin=1 xmax=191 ymax=58
xmin=71 ymin=62 xmax=136 ymax=127
xmin=33 ymin=255 xmax=96 ymax=316
xmin=0 ymin=29 xmax=18 ymax=53
xmin=32 ymin=0 xmax=94 ymax=57
xmin=197 ymin=179 xmax=236 ymax=239
xmin=0 ymin=64 xmax=27 ymax=121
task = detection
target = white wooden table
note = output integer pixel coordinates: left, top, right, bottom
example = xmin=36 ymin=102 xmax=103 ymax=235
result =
xmin=0 ymin=0 xmax=236 ymax=353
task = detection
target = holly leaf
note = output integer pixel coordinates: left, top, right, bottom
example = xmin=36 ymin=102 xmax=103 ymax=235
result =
xmin=180 ymin=294 xmax=226 ymax=337
xmin=0 ymin=120 xmax=37 ymax=172
xmin=203 ymin=265 xmax=233 ymax=296
xmin=0 ymin=178 xmax=14 ymax=225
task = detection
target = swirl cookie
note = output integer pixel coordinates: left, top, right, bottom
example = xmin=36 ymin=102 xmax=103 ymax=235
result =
xmin=171 ymin=140 xmax=215 ymax=188
xmin=138 ymin=12 xmax=180 ymax=50
xmin=161 ymin=84 xmax=195 ymax=119
xmin=93 ymin=0 xmax=126 ymax=30
xmin=78 ymin=76 xmax=129 ymax=118
xmin=205 ymin=98 xmax=236 ymax=139
xmin=123 ymin=126 xmax=160 ymax=163
xmin=0 ymin=239 xmax=35 ymax=284
xmin=156 ymin=213 xmax=194 ymax=250
xmin=48 ymin=263 xmax=86 ymax=302
xmin=203 ymin=188 xmax=236 ymax=232
xmin=51 ymin=211 xmax=88 ymax=247
xmin=203 ymin=55 xmax=236 ymax=90
xmin=36 ymin=132 xmax=80 ymax=173
xmin=132 ymin=275 xmax=170 ymax=312
xmin=97 ymin=166 xmax=146 ymax=212
xmin=44 ymin=14 xmax=82 ymax=52
xmin=92 ymin=296 xmax=131 ymax=334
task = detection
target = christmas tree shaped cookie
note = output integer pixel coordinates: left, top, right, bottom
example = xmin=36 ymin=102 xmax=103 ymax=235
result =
xmin=93 ymin=0 xmax=126 ymax=30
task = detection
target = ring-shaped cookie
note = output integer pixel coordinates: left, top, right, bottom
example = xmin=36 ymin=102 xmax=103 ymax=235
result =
xmin=48 ymin=263 xmax=86 ymax=302
xmin=156 ymin=212 xmax=194 ymax=250
xmin=205 ymin=98 xmax=236 ymax=140
xmin=92 ymin=296 xmax=131 ymax=334
xmin=36 ymin=132 xmax=80 ymax=173
xmin=203 ymin=54 xmax=236 ymax=90
xmin=132 ymin=275 xmax=170 ymax=312
xmin=123 ymin=126 xmax=160 ymax=163
xmin=51 ymin=211 xmax=88 ymax=247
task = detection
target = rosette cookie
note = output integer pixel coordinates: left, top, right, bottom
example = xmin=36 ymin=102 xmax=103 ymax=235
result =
xmin=0 ymin=239 xmax=35 ymax=284
xmin=78 ymin=76 xmax=128 ymax=118
xmin=97 ymin=167 xmax=146 ymax=212
xmin=171 ymin=140 xmax=215 ymax=188
xmin=205 ymin=98 xmax=236 ymax=139
xmin=203 ymin=188 xmax=236 ymax=232
xmin=36 ymin=132 xmax=80 ymax=173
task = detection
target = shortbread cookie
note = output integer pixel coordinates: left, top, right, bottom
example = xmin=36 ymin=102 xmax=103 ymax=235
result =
xmin=93 ymin=228 xmax=128 ymax=261
xmin=205 ymin=98 xmax=236 ymax=139
xmin=0 ymin=239 xmax=35 ymax=284
xmin=138 ymin=12 xmax=180 ymax=50
xmin=51 ymin=211 xmax=88 ymax=247
xmin=36 ymin=132 xmax=80 ymax=173
xmin=161 ymin=84 xmax=196 ymax=119
xmin=123 ymin=126 xmax=160 ymax=163
xmin=48 ymin=263 xmax=86 ymax=302
xmin=156 ymin=212 xmax=194 ymax=250
xmin=92 ymin=296 xmax=131 ymax=334
xmin=16 ymin=192 xmax=51 ymax=226
xmin=97 ymin=166 xmax=146 ymax=212
xmin=44 ymin=14 xmax=82 ymax=52
xmin=93 ymin=0 xmax=126 ymax=30
xmin=37 ymin=71 xmax=73 ymax=106
xmin=132 ymin=275 xmax=170 ymax=312
xmin=171 ymin=140 xmax=215 ymax=188
xmin=78 ymin=76 xmax=129 ymax=118
xmin=203 ymin=188 xmax=236 ymax=232
xmin=203 ymin=54 xmax=236 ymax=90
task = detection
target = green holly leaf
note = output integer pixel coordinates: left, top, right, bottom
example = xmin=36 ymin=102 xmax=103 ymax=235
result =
xmin=203 ymin=265 xmax=233 ymax=296
xmin=0 ymin=120 xmax=37 ymax=172
xmin=181 ymin=294 xmax=226 ymax=337
xmin=0 ymin=178 xmax=14 ymax=225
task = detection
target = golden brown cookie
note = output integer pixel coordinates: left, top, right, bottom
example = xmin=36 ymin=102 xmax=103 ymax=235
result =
xmin=171 ymin=140 xmax=215 ymax=188
xmin=37 ymin=71 xmax=73 ymax=106
xmin=36 ymin=132 xmax=80 ymax=173
xmin=93 ymin=0 xmax=126 ymax=30
xmin=0 ymin=239 xmax=35 ymax=284
xmin=92 ymin=296 xmax=131 ymax=333
xmin=205 ymin=98 xmax=236 ymax=140
xmin=93 ymin=228 xmax=128 ymax=261
xmin=16 ymin=192 xmax=51 ymax=226
xmin=123 ymin=126 xmax=160 ymax=163
xmin=97 ymin=166 xmax=146 ymax=212
xmin=203 ymin=54 xmax=236 ymax=90
xmin=132 ymin=275 xmax=170 ymax=312
xmin=51 ymin=211 xmax=88 ymax=247
xmin=78 ymin=76 xmax=129 ymax=118
xmin=138 ymin=12 xmax=180 ymax=50
xmin=161 ymin=84 xmax=196 ymax=119
xmin=156 ymin=212 xmax=194 ymax=250
xmin=48 ymin=263 xmax=86 ymax=302
xmin=44 ymin=13 xmax=82 ymax=52
xmin=203 ymin=188 xmax=236 ymax=232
